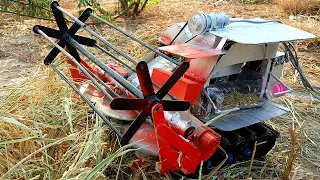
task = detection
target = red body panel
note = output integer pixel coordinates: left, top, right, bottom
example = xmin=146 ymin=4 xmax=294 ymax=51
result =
xmin=151 ymin=103 xmax=220 ymax=174
xmin=65 ymin=59 xmax=136 ymax=120
xmin=155 ymin=44 xmax=220 ymax=103
xmin=151 ymin=57 xmax=218 ymax=103
xmin=151 ymin=68 xmax=203 ymax=103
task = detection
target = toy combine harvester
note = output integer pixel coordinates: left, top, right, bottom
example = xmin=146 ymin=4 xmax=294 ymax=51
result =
xmin=33 ymin=1 xmax=316 ymax=176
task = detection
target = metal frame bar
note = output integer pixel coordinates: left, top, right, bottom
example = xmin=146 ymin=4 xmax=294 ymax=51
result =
xmin=64 ymin=34 xmax=144 ymax=98
xmin=94 ymin=44 xmax=135 ymax=72
xmin=269 ymin=72 xmax=293 ymax=96
xmin=90 ymin=13 xmax=180 ymax=65
xmin=50 ymin=64 xmax=123 ymax=137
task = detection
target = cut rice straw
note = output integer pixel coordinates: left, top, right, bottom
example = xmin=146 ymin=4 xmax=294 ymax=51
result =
xmin=1 ymin=133 xmax=78 ymax=179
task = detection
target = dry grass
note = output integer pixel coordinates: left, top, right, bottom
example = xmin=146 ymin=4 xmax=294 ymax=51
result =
xmin=0 ymin=66 xmax=154 ymax=179
xmin=0 ymin=0 xmax=320 ymax=179
xmin=277 ymin=0 xmax=320 ymax=15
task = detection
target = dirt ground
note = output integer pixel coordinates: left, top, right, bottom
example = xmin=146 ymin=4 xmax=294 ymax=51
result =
xmin=0 ymin=0 xmax=319 ymax=179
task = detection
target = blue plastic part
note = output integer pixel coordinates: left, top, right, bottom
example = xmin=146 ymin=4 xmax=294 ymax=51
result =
xmin=227 ymin=153 xmax=234 ymax=164
xmin=242 ymin=148 xmax=252 ymax=159
xmin=207 ymin=160 xmax=213 ymax=170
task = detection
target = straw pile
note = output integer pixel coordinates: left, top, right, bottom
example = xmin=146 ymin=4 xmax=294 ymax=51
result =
xmin=1 ymin=0 xmax=320 ymax=179
xmin=220 ymin=92 xmax=266 ymax=109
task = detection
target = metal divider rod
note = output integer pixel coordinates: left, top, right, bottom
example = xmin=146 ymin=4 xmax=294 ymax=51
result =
xmin=50 ymin=64 xmax=123 ymax=138
xmin=90 ymin=13 xmax=180 ymax=65
xmin=79 ymin=63 xmax=140 ymax=115
xmin=94 ymin=44 xmax=177 ymax=99
xmin=79 ymin=63 xmax=120 ymax=98
xmin=94 ymin=44 xmax=135 ymax=72
xmin=36 ymin=28 xmax=114 ymax=101
xmin=79 ymin=62 xmax=140 ymax=116
xmin=54 ymin=4 xmax=138 ymax=65
xmin=93 ymin=46 xmax=177 ymax=99
xmin=65 ymin=35 xmax=143 ymax=98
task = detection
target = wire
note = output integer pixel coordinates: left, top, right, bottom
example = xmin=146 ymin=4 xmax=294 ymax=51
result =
xmin=282 ymin=42 xmax=320 ymax=100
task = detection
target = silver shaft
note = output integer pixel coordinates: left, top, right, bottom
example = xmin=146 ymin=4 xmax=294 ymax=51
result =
xmin=90 ymin=13 xmax=180 ymax=65
xmin=65 ymin=35 xmax=143 ymax=98
xmin=50 ymin=64 xmax=123 ymax=138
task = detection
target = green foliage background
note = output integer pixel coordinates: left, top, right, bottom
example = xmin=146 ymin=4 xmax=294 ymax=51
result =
xmin=0 ymin=0 xmax=160 ymax=20
xmin=0 ymin=0 xmax=53 ymax=19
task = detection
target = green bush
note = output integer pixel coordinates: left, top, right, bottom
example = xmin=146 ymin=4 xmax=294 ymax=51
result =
xmin=0 ymin=0 xmax=160 ymax=20
xmin=0 ymin=0 xmax=53 ymax=19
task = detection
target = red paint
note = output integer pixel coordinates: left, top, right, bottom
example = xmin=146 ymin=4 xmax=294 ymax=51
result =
xmin=155 ymin=44 xmax=220 ymax=103
xmin=65 ymin=59 xmax=136 ymax=120
xmin=151 ymin=103 xmax=220 ymax=174
xmin=151 ymin=68 xmax=203 ymax=104
xmin=107 ymin=62 xmax=129 ymax=78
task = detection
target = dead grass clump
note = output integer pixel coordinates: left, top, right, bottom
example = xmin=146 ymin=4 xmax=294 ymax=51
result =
xmin=277 ymin=0 xmax=320 ymax=15
xmin=0 ymin=65 xmax=146 ymax=179
xmin=268 ymin=95 xmax=320 ymax=179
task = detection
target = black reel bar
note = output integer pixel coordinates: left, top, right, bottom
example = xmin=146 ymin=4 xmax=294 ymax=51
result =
xmin=111 ymin=61 xmax=191 ymax=145
xmin=35 ymin=1 xmax=178 ymax=100
xmin=33 ymin=1 xmax=191 ymax=145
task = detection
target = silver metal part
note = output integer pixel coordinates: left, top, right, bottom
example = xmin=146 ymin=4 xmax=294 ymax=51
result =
xmin=211 ymin=63 xmax=243 ymax=78
xmin=208 ymin=101 xmax=290 ymax=131
xmin=269 ymin=72 xmax=293 ymax=96
xmin=210 ymin=19 xmax=316 ymax=44
xmin=215 ymin=43 xmax=279 ymax=68
xmin=159 ymin=23 xmax=192 ymax=44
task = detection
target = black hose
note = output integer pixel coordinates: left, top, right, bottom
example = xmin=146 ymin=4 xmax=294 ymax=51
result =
xmin=282 ymin=42 xmax=320 ymax=100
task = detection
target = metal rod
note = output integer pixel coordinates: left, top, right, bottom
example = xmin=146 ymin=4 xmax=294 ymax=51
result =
xmin=203 ymin=89 xmax=220 ymax=113
xmin=90 ymin=13 xmax=180 ymax=65
xmin=269 ymin=72 xmax=293 ymax=96
xmin=50 ymin=64 xmax=123 ymax=138
xmin=36 ymin=28 xmax=114 ymax=101
xmin=95 ymin=44 xmax=173 ymax=98
xmin=65 ymin=34 xmax=143 ymax=98
xmin=94 ymin=46 xmax=177 ymax=99
xmin=94 ymin=44 xmax=135 ymax=72
xmin=53 ymin=4 xmax=138 ymax=65
xmin=80 ymin=63 xmax=140 ymax=116
xmin=79 ymin=63 xmax=120 ymax=98
xmin=89 ymin=45 xmax=177 ymax=99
